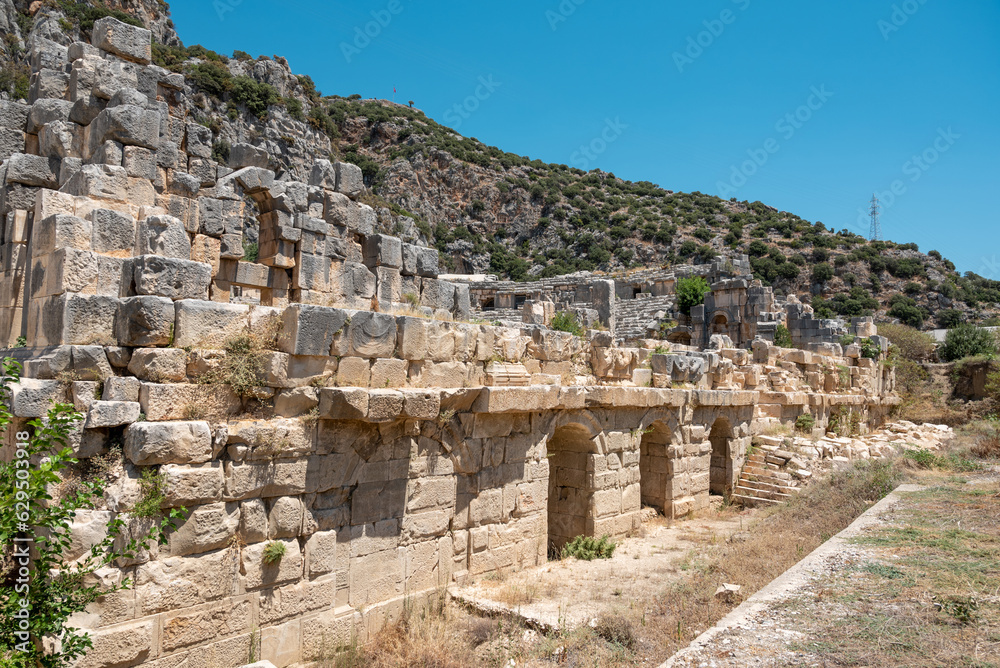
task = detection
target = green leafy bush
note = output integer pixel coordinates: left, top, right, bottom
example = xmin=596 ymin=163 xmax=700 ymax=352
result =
xmin=230 ymin=76 xmax=280 ymax=117
xmin=0 ymin=358 xmax=180 ymax=667
xmin=676 ymin=276 xmax=710 ymax=316
xmin=860 ymin=338 xmax=882 ymax=360
xmin=935 ymin=308 xmax=964 ymax=329
xmin=186 ymin=61 xmax=232 ymax=98
xmin=58 ymin=0 xmax=143 ymax=32
xmin=812 ymin=263 xmax=834 ymax=284
xmin=877 ymin=323 xmax=936 ymax=362
xmin=939 ymin=325 xmax=998 ymax=362
xmin=211 ymin=140 xmax=231 ymax=164
xmin=795 ymin=414 xmax=815 ymax=433
xmin=550 ymin=311 xmax=585 ymax=336
xmin=561 ymin=535 xmax=616 ymax=560
xmin=774 ymin=323 xmax=793 ymax=348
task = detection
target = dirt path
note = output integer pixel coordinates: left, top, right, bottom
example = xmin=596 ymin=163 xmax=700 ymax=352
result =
xmin=662 ymin=472 xmax=1000 ymax=668
xmin=451 ymin=503 xmax=751 ymax=630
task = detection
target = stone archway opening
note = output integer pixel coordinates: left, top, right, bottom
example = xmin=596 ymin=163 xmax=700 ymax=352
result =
xmin=711 ymin=313 xmax=729 ymax=335
xmin=547 ymin=423 xmax=599 ymax=555
xmin=639 ymin=421 xmax=672 ymax=514
xmin=709 ymin=418 xmax=733 ymax=496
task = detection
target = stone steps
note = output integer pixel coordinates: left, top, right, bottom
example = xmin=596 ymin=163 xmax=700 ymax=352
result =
xmin=734 ymin=448 xmax=806 ymax=508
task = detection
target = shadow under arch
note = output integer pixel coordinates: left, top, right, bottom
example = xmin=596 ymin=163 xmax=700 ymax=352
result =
xmin=709 ymin=417 xmax=734 ymax=496
xmin=546 ymin=421 xmax=603 ymax=554
xmin=638 ymin=420 xmax=674 ymax=514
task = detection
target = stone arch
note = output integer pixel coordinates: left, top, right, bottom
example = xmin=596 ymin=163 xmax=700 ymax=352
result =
xmin=547 ymin=410 xmax=607 ymax=456
xmin=710 ymin=312 xmax=729 ymax=335
xmin=709 ymin=417 xmax=734 ymax=496
xmin=638 ymin=420 xmax=673 ymax=514
xmin=546 ymin=422 xmax=602 ymax=553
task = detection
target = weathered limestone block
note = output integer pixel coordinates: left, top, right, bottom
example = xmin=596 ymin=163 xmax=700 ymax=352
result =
xmin=72 ymin=381 xmax=100 ymax=411
xmin=279 ymin=304 xmax=349 ymax=357
xmin=318 ymin=386 xmax=370 ymax=420
xmin=133 ymin=548 xmax=235 ymax=616
xmin=334 ymin=161 xmax=364 ymax=198
xmin=90 ymin=208 xmax=136 ymax=253
xmin=363 ymin=234 xmax=402 ymax=269
xmin=134 ymin=214 xmax=190 ymax=258
xmin=34 ymin=247 xmax=98 ymax=297
xmin=166 ymin=502 xmax=241 ymax=558
xmin=162 ymin=462 xmax=224 ymax=507
xmin=10 ymin=379 xmax=66 ymax=418
xmin=61 ymin=163 xmax=128 ymax=201
xmin=38 ymin=119 xmax=80 ymax=159
xmin=416 ymin=246 xmax=439 ymax=278
xmin=340 ymin=261 xmax=376 ymax=300
xmin=454 ymin=284 xmax=471 ymax=320
xmin=125 ymin=421 xmax=212 ymax=467
xmin=274 ymin=387 xmax=320 ymax=417
xmin=370 ymin=358 xmax=407 ymax=388
xmin=127 ymin=347 xmax=187 ymax=382
xmin=191 ymin=234 xmax=222 ymax=275
xmin=6 ymin=152 xmax=60 ymax=188
xmin=367 ymin=389 xmax=403 ymax=421
xmin=304 ymin=529 xmax=338 ymax=578
xmin=103 ymin=376 xmax=141 ymax=402
xmin=401 ymin=389 xmax=441 ymax=420
xmin=335 ymin=357 xmax=370 ymax=387
xmin=29 ymin=294 xmax=119 ymax=346
xmin=32 ymin=213 xmax=92 ymax=254
xmin=396 ymin=316 xmax=428 ymax=360
xmin=133 ymin=255 xmax=212 ymax=300
xmin=74 ymin=620 xmax=153 ymax=668
xmin=268 ymin=496 xmax=304 ymax=538
xmin=375 ymin=266 xmax=402 ymax=304
xmin=347 ymin=311 xmax=396 ymax=358
xmin=173 ymin=300 xmax=250 ymax=349
xmin=259 ymin=352 xmax=336 ymax=389
xmin=224 ymin=460 xmax=309 ymax=500
xmin=84 ymin=400 xmax=140 ymax=429
xmin=292 ymin=251 xmax=331 ymax=291
xmin=26 ymin=98 xmax=73 ymax=134
xmin=115 ymin=296 xmax=174 ymax=346
xmin=243 ymin=538 xmax=304 ymax=590
xmin=420 ymin=279 xmax=455 ymax=311
xmin=91 ymin=17 xmax=152 ymax=64
xmin=229 ymin=142 xmax=268 ymax=169
xmin=138 ymin=383 xmax=241 ymax=421
xmin=87 ymin=105 xmax=159 ymax=155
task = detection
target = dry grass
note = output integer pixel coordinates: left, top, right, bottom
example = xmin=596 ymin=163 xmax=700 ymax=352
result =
xmin=778 ymin=479 xmax=1000 ymax=667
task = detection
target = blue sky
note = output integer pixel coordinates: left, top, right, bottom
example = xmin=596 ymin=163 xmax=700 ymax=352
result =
xmin=169 ymin=0 xmax=999 ymax=276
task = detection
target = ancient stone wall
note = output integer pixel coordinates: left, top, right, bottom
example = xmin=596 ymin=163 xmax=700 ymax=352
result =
xmin=0 ymin=17 xmax=901 ymax=668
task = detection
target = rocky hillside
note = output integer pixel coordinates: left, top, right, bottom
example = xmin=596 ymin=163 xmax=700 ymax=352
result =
xmin=2 ymin=0 xmax=998 ymax=331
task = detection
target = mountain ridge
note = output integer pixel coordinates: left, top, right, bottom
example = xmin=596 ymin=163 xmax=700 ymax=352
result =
xmin=1 ymin=0 xmax=997 ymax=331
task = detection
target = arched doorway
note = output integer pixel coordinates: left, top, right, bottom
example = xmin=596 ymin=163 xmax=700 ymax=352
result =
xmin=547 ymin=423 xmax=599 ymax=554
xmin=709 ymin=418 xmax=733 ymax=496
xmin=639 ymin=421 xmax=672 ymax=513
xmin=710 ymin=313 xmax=729 ymax=335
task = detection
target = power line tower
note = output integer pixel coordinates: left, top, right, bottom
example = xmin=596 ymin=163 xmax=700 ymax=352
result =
xmin=869 ymin=193 xmax=881 ymax=241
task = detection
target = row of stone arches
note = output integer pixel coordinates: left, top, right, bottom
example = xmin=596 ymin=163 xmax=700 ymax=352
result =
xmin=545 ymin=413 xmax=737 ymax=553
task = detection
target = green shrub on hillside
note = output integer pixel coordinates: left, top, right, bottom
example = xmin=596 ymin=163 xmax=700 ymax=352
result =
xmin=676 ymin=276 xmax=710 ymax=316
xmin=231 ymin=76 xmax=280 ymax=117
xmin=939 ymin=325 xmax=998 ymax=362
xmin=935 ymin=309 xmax=964 ymax=329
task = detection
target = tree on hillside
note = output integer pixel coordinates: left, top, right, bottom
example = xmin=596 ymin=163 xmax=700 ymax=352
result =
xmin=676 ymin=276 xmax=711 ymax=316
